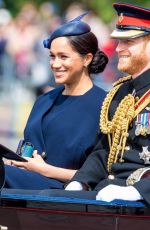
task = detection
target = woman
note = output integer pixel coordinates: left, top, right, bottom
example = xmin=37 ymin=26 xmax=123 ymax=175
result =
xmin=4 ymin=14 xmax=108 ymax=189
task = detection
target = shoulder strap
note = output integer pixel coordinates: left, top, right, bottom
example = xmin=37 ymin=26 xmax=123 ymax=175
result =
xmin=113 ymin=75 xmax=132 ymax=87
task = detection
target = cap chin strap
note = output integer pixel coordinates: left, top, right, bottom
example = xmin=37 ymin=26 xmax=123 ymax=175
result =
xmin=117 ymin=25 xmax=150 ymax=32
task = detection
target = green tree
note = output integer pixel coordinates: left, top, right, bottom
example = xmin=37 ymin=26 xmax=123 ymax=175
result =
xmin=82 ymin=0 xmax=150 ymax=23
xmin=3 ymin=0 xmax=150 ymax=22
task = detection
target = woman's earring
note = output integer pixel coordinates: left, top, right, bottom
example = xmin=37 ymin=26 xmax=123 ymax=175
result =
xmin=84 ymin=63 xmax=89 ymax=68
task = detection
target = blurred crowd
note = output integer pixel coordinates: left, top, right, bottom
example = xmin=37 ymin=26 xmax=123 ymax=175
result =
xmin=0 ymin=1 xmax=121 ymax=149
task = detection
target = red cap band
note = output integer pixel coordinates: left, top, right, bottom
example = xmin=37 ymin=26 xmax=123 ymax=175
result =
xmin=117 ymin=15 xmax=150 ymax=28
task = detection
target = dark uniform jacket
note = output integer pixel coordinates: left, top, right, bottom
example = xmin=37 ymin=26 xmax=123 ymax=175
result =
xmin=72 ymin=69 xmax=150 ymax=205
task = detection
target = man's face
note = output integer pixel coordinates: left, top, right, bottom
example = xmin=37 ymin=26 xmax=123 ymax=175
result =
xmin=116 ymin=36 xmax=150 ymax=77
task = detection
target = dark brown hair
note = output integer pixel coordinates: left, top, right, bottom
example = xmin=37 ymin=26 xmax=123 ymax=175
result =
xmin=67 ymin=32 xmax=108 ymax=74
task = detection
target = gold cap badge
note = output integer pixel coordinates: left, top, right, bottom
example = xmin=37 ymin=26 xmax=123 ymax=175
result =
xmin=119 ymin=13 xmax=124 ymax=23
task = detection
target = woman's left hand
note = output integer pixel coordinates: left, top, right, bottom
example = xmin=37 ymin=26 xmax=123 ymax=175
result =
xmin=11 ymin=150 xmax=47 ymax=174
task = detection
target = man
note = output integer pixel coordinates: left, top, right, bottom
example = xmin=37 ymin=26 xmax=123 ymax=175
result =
xmin=65 ymin=2 xmax=150 ymax=204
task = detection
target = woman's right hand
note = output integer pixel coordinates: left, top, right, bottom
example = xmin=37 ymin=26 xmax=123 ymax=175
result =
xmin=5 ymin=159 xmax=13 ymax=166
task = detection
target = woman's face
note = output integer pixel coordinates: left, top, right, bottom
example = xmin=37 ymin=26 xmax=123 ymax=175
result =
xmin=50 ymin=37 xmax=87 ymax=85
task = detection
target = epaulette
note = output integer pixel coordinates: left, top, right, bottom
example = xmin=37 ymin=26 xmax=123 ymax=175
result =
xmin=113 ymin=75 xmax=132 ymax=87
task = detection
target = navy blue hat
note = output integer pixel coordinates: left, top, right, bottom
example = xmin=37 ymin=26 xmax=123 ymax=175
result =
xmin=111 ymin=2 xmax=150 ymax=39
xmin=43 ymin=13 xmax=91 ymax=49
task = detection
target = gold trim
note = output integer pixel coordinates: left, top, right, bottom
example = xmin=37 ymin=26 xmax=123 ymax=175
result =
xmin=134 ymin=90 xmax=150 ymax=118
xmin=126 ymin=167 xmax=150 ymax=186
xmin=100 ymin=76 xmax=150 ymax=172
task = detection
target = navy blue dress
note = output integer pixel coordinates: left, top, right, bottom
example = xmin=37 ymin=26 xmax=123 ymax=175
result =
xmin=4 ymin=85 xmax=106 ymax=189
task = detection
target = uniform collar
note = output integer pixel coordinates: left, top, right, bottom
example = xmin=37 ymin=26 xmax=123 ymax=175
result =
xmin=131 ymin=69 xmax=150 ymax=96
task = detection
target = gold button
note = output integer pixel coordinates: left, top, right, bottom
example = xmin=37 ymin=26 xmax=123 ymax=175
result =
xmin=135 ymin=96 xmax=139 ymax=102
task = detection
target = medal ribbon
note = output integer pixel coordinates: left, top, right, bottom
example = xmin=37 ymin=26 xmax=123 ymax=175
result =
xmin=134 ymin=89 xmax=150 ymax=118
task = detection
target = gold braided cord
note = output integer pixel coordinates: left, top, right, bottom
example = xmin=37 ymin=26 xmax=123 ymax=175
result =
xmin=99 ymin=75 xmax=134 ymax=171
xmin=100 ymin=75 xmax=132 ymax=135
xmin=100 ymin=84 xmax=121 ymax=135
xmin=112 ymin=75 xmax=132 ymax=87
xmin=100 ymin=76 xmax=150 ymax=172
xmin=106 ymin=94 xmax=135 ymax=171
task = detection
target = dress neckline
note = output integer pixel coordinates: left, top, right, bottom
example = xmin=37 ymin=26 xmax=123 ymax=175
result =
xmin=61 ymin=85 xmax=94 ymax=97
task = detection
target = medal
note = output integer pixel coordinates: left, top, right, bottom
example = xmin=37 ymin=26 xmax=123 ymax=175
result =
xmin=140 ymin=127 xmax=147 ymax=136
xmin=147 ymin=126 xmax=150 ymax=134
xmin=135 ymin=114 xmax=142 ymax=136
xmin=135 ymin=123 xmax=141 ymax=136
xmin=135 ymin=113 xmax=150 ymax=136
xmin=139 ymin=146 xmax=150 ymax=164
xmin=147 ymin=113 xmax=150 ymax=134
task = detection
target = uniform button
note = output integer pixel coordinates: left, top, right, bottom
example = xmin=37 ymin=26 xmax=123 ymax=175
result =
xmin=119 ymin=158 xmax=125 ymax=163
xmin=145 ymin=106 xmax=150 ymax=111
xmin=125 ymin=146 xmax=130 ymax=151
xmin=108 ymin=174 xmax=115 ymax=180
xmin=135 ymin=96 xmax=139 ymax=102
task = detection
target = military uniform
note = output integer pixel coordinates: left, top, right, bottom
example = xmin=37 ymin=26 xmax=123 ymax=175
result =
xmin=72 ymin=69 xmax=150 ymax=204
xmin=69 ymin=2 xmax=150 ymax=205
